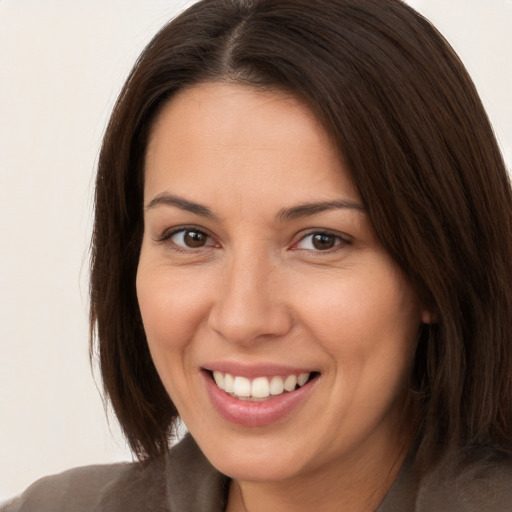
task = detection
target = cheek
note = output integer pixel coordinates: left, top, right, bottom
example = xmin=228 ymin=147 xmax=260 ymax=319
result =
xmin=136 ymin=262 xmax=212 ymax=357
xmin=293 ymin=269 xmax=420 ymax=384
xmin=135 ymin=261 xmax=217 ymax=412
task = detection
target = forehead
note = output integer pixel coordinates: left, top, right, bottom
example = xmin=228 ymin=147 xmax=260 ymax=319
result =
xmin=143 ymin=82 xmax=360 ymax=208
xmin=146 ymin=82 xmax=333 ymax=158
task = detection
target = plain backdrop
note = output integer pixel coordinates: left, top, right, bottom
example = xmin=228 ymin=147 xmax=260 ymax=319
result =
xmin=1 ymin=0 xmax=511 ymax=501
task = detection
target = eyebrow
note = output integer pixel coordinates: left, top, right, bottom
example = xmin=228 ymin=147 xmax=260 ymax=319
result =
xmin=277 ymin=199 xmax=366 ymax=221
xmin=145 ymin=193 xmax=365 ymax=221
xmin=145 ymin=193 xmax=215 ymax=218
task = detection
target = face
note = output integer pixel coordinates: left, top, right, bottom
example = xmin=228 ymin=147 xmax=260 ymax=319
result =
xmin=137 ymin=82 xmax=428 ymax=484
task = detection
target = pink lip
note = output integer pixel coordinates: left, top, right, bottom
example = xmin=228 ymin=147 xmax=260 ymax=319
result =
xmin=202 ymin=370 xmax=318 ymax=427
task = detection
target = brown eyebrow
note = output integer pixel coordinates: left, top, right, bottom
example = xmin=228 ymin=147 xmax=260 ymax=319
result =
xmin=145 ymin=193 xmax=365 ymax=222
xmin=277 ymin=199 xmax=365 ymax=221
xmin=145 ymin=193 xmax=215 ymax=218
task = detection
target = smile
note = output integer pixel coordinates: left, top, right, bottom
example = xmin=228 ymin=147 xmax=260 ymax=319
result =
xmin=203 ymin=367 xmax=319 ymax=426
xmin=212 ymin=371 xmax=312 ymax=401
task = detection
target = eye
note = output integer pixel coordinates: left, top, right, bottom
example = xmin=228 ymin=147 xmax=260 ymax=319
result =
xmin=294 ymin=232 xmax=348 ymax=251
xmin=168 ymin=228 xmax=214 ymax=249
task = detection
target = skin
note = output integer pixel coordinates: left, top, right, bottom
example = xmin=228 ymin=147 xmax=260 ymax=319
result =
xmin=137 ymin=82 xmax=431 ymax=512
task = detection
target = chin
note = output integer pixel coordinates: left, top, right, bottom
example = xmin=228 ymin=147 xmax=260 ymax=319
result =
xmin=197 ymin=432 xmax=310 ymax=482
xmin=213 ymin=454 xmax=303 ymax=483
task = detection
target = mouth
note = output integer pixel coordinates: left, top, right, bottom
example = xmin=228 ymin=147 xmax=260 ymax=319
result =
xmin=205 ymin=369 xmax=320 ymax=402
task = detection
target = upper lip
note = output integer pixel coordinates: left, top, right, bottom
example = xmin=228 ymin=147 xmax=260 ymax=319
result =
xmin=202 ymin=361 xmax=318 ymax=379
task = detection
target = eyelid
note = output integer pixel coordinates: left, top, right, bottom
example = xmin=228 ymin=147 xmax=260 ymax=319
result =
xmin=154 ymin=226 xmax=350 ymax=252
xmin=154 ymin=225 xmax=218 ymax=248
xmin=291 ymin=229 xmax=352 ymax=251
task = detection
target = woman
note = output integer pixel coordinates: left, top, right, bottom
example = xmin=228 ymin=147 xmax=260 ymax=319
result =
xmin=3 ymin=0 xmax=512 ymax=510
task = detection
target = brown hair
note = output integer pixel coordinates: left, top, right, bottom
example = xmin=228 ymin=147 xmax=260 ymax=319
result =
xmin=90 ymin=0 xmax=512 ymax=470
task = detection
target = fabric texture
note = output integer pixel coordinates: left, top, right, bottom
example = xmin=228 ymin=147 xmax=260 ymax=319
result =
xmin=1 ymin=436 xmax=227 ymax=512
xmin=2 ymin=435 xmax=512 ymax=511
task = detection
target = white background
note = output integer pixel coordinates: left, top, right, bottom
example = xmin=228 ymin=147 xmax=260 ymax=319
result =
xmin=1 ymin=0 xmax=511 ymax=501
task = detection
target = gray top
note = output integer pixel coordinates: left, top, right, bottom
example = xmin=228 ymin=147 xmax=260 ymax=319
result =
xmin=2 ymin=435 xmax=512 ymax=511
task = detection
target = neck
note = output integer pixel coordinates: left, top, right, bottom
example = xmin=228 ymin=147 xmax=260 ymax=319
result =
xmin=225 ymin=436 xmax=410 ymax=512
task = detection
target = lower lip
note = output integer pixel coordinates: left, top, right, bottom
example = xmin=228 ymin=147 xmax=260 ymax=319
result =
xmin=203 ymin=372 xmax=317 ymax=427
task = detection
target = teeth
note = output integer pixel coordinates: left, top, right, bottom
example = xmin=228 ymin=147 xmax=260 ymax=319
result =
xmin=297 ymin=372 xmax=309 ymax=386
xmin=213 ymin=371 xmax=224 ymax=389
xmin=211 ymin=371 xmax=312 ymax=399
xmin=224 ymin=373 xmax=234 ymax=393
xmin=284 ymin=375 xmax=297 ymax=392
xmin=269 ymin=376 xmax=284 ymax=395
xmin=233 ymin=376 xmax=251 ymax=397
xmin=251 ymin=377 xmax=270 ymax=398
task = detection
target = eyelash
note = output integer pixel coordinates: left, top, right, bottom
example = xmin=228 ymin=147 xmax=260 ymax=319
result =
xmin=292 ymin=231 xmax=351 ymax=252
xmin=155 ymin=226 xmax=217 ymax=252
xmin=155 ymin=227 xmax=351 ymax=253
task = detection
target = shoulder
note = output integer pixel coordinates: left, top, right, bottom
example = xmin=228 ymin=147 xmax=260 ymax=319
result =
xmin=0 ymin=452 xmax=168 ymax=512
xmin=378 ymin=446 xmax=512 ymax=512
xmin=0 ymin=461 xmax=141 ymax=512
xmin=1 ymin=435 xmax=227 ymax=512
xmin=416 ymin=447 xmax=512 ymax=511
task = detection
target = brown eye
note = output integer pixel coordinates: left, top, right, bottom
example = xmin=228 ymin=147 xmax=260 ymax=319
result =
xmin=294 ymin=232 xmax=348 ymax=252
xmin=311 ymin=233 xmax=337 ymax=250
xmin=183 ymin=230 xmax=207 ymax=247
xmin=170 ymin=229 xmax=211 ymax=248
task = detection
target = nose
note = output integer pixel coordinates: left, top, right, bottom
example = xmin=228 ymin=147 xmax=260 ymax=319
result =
xmin=207 ymin=250 xmax=293 ymax=345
